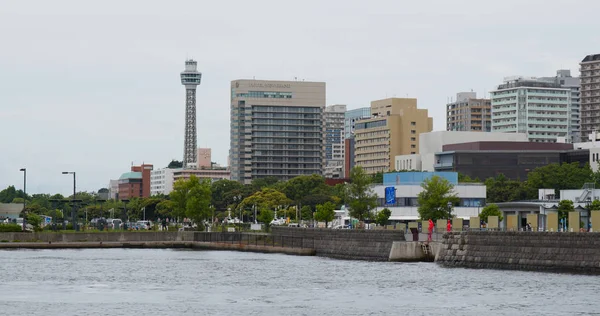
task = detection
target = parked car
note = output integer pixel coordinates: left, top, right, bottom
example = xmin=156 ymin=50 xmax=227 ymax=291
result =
xmin=136 ymin=221 xmax=151 ymax=230
xmin=106 ymin=218 xmax=123 ymax=230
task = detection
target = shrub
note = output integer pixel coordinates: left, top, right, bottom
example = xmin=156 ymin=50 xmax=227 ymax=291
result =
xmin=0 ymin=224 xmax=23 ymax=232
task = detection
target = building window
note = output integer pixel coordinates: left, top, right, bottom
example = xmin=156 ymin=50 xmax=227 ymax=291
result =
xmin=411 ymin=137 xmax=416 ymax=141
xmin=411 ymin=122 xmax=416 ymax=126
xmin=387 ymin=111 xmax=391 ymax=115
xmin=411 ymin=130 xmax=416 ymax=134
xmin=411 ymin=144 xmax=416 ymax=148
xmin=411 ymin=152 xmax=416 ymax=154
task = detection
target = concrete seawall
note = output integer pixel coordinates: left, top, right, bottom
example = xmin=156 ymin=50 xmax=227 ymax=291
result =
xmin=437 ymin=231 xmax=600 ymax=274
xmin=271 ymin=227 xmax=405 ymax=261
xmin=0 ymin=231 xmax=195 ymax=243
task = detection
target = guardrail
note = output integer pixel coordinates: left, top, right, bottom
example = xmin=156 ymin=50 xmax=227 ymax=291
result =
xmin=194 ymin=232 xmax=315 ymax=249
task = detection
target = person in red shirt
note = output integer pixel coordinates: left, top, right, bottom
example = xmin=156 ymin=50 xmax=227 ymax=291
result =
xmin=447 ymin=219 xmax=452 ymax=232
xmin=428 ymin=219 xmax=434 ymax=241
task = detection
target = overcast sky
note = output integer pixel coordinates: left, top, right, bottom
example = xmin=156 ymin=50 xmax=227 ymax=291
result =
xmin=1 ymin=0 xmax=598 ymax=195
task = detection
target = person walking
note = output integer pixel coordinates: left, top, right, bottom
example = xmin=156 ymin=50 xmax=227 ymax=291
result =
xmin=428 ymin=219 xmax=434 ymax=242
xmin=447 ymin=220 xmax=452 ymax=232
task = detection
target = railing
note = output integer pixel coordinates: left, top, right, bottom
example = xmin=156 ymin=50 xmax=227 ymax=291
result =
xmin=194 ymin=232 xmax=314 ymax=249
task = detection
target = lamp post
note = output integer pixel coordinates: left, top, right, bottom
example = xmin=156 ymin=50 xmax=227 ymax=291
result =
xmin=447 ymin=201 xmax=453 ymax=220
xmin=19 ymin=168 xmax=26 ymax=230
xmin=586 ymin=197 xmax=592 ymax=232
xmin=62 ymin=171 xmax=78 ymax=231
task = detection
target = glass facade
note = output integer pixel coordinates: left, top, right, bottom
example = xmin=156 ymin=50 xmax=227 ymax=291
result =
xmin=344 ymin=107 xmax=371 ymax=139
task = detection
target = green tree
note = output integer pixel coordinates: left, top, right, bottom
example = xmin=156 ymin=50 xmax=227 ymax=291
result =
xmin=170 ymin=175 xmax=213 ymax=225
xmin=371 ymin=171 xmax=384 ymax=184
xmin=0 ymin=186 xmax=27 ymax=203
xmin=249 ymin=177 xmax=280 ymax=193
xmin=458 ymin=173 xmax=480 ymax=183
xmin=257 ymin=207 xmax=274 ymax=230
xmin=238 ymin=188 xmax=291 ymax=213
xmin=417 ymin=176 xmax=459 ymax=221
xmin=314 ymin=202 xmax=336 ymax=228
xmin=485 ymin=174 xmax=531 ymax=203
xmin=557 ymin=199 xmax=574 ymax=221
xmin=347 ymin=167 xmax=378 ymax=222
xmin=11 ymin=197 xmax=24 ymax=204
xmin=26 ymin=213 xmax=42 ymax=228
xmin=211 ymin=179 xmax=244 ymax=211
xmin=527 ymin=162 xmax=592 ymax=198
xmin=300 ymin=205 xmax=313 ymax=221
xmin=375 ymin=208 xmax=392 ymax=226
xmin=167 ymin=160 xmax=183 ymax=169
xmin=589 ymin=200 xmax=600 ymax=211
xmin=478 ymin=204 xmax=503 ymax=223
xmin=280 ymin=175 xmax=331 ymax=207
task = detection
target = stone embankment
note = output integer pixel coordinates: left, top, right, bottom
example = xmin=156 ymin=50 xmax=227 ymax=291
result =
xmin=271 ymin=227 xmax=405 ymax=261
xmin=437 ymin=231 xmax=600 ymax=274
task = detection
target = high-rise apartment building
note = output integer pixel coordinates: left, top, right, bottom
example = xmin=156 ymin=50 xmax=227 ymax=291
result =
xmin=354 ymin=98 xmax=433 ymax=174
xmin=580 ymin=54 xmax=600 ymax=138
xmin=491 ymin=76 xmax=571 ymax=143
xmin=540 ymin=70 xmax=581 ymax=143
xmin=446 ymin=92 xmax=491 ymax=132
xmin=324 ymin=104 xmax=346 ymax=178
xmin=229 ymin=79 xmax=326 ymax=184
xmin=344 ymin=107 xmax=371 ymax=139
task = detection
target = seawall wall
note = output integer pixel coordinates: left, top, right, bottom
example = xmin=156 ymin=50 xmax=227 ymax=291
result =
xmin=437 ymin=231 xmax=600 ymax=274
xmin=0 ymin=231 xmax=195 ymax=243
xmin=271 ymin=227 xmax=405 ymax=261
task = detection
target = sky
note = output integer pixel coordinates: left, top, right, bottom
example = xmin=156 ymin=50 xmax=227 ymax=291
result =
xmin=1 ymin=0 xmax=599 ymax=196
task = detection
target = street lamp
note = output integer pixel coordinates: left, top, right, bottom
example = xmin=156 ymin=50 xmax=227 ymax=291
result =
xmin=19 ymin=168 xmax=26 ymax=230
xmin=447 ymin=201 xmax=453 ymax=220
xmin=62 ymin=171 xmax=78 ymax=231
xmin=586 ymin=197 xmax=592 ymax=232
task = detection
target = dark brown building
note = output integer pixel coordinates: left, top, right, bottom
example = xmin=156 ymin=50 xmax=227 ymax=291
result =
xmin=434 ymin=141 xmax=588 ymax=181
xmin=118 ymin=164 xmax=153 ymax=200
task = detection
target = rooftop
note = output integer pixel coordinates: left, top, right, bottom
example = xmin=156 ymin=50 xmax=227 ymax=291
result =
xmin=582 ymin=54 xmax=600 ymax=63
xmin=119 ymin=172 xmax=142 ymax=180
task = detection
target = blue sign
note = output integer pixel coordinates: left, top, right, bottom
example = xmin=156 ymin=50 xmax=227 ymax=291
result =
xmin=385 ymin=187 xmax=396 ymax=204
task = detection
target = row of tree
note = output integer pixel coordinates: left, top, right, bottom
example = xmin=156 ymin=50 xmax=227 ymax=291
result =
xmin=0 ymin=167 xmax=382 ymax=229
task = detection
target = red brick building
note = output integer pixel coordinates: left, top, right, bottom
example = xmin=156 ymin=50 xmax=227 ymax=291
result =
xmin=118 ymin=164 xmax=153 ymax=200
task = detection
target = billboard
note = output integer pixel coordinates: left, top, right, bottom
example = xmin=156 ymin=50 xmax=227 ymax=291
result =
xmin=385 ymin=187 xmax=396 ymax=205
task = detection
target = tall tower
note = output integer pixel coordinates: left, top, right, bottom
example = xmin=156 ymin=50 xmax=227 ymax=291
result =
xmin=180 ymin=60 xmax=202 ymax=169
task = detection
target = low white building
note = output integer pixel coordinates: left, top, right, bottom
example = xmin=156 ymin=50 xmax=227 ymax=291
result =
xmin=364 ymin=172 xmax=486 ymax=222
xmin=150 ymin=168 xmax=178 ymax=196
xmin=496 ymin=187 xmax=597 ymax=231
xmin=395 ymin=131 xmax=528 ymax=172
xmin=572 ymin=132 xmax=600 ymax=172
xmin=0 ymin=203 xmax=23 ymax=220
xmin=108 ymin=180 xmax=119 ymax=200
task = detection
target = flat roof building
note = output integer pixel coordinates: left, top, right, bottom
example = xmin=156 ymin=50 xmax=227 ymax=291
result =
xmin=580 ymin=54 xmax=600 ymax=138
xmin=447 ymin=92 xmax=491 ymax=132
xmin=229 ymin=79 xmax=326 ymax=184
xmin=491 ymin=76 xmax=571 ymax=143
xmin=354 ymin=98 xmax=432 ymax=174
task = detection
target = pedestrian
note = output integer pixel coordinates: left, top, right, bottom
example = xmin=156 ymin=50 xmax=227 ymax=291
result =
xmin=428 ymin=219 xmax=434 ymax=242
xmin=447 ymin=220 xmax=452 ymax=232
xmin=526 ymin=222 xmax=532 ymax=231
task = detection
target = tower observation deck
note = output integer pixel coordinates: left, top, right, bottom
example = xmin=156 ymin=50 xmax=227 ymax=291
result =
xmin=180 ymin=60 xmax=202 ymax=169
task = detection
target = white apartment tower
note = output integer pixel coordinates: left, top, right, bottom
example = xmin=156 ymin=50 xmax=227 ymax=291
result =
xmin=491 ymin=76 xmax=571 ymax=142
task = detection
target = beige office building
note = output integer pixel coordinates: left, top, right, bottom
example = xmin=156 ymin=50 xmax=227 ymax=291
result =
xmin=354 ymin=98 xmax=433 ymax=174
xmin=446 ymin=92 xmax=491 ymax=132
xmin=229 ymin=79 xmax=326 ymax=184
